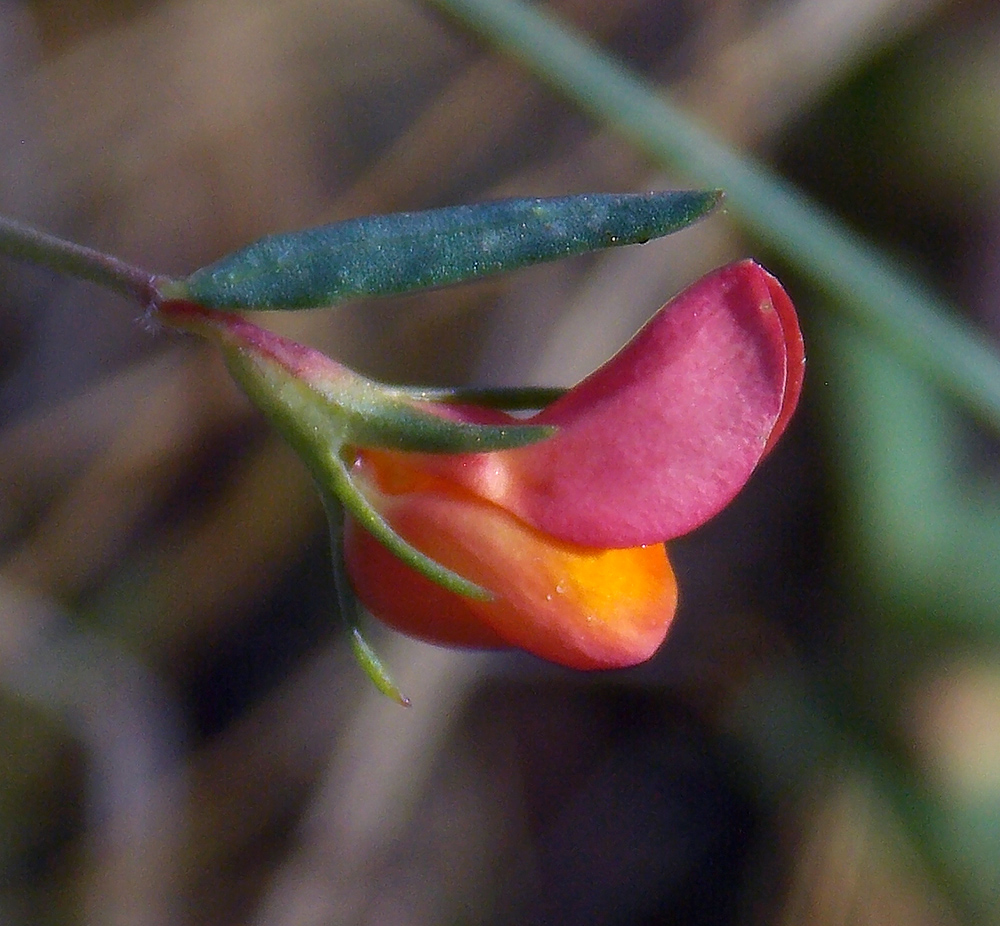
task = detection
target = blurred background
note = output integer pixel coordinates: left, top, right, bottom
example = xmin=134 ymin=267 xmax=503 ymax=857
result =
xmin=1 ymin=0 xmax=1000 ymax=923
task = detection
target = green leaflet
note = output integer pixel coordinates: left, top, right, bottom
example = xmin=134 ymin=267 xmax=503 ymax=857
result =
xmin=401 ymin=385 xmax=567 ymax=410
xmin=344 ymin=396 xmax=557 ymax=454
xmin=175 ymin=190 xmax=721 ymax=310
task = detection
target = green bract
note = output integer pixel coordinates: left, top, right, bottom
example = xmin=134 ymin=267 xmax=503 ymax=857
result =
xmin=170 ymin=190 xmax=721 ymax=310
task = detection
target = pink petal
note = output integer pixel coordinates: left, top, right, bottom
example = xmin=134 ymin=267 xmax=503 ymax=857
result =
xmin=435 ymin=261 xmax=803 ymax=546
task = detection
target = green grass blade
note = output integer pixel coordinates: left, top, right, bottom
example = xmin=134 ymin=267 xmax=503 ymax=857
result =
xmin=426 ymin=0 xmax=1000 ymax=431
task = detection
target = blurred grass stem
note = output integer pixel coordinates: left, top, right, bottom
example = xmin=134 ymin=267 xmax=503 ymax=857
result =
xmin=426 ymin=0 xmax=1000 ymax=431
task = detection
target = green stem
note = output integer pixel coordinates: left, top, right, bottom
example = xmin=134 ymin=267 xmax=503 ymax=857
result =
xmin=0 ymin=215 xmax=164 ymax=306
xmin=426 ymin=0 xmax=1000 ymax=431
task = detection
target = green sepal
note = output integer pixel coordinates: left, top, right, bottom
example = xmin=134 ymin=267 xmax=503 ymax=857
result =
xmin=167 ymin=306 xmax=516 ymax=606
xmin=326 ymin=499 xmax=410 ymax=705
xmin=222 ymin=349 xmax=495 ymax=600
xmin=200 ymin=311 xmax=557 ymax=455
xmin=345 ymin=389 xmax=556 ymax=453
xmin=349 ymin=627 xmax=410 ymax=706
xmin=403 ymin=385 xmax=568 ymax=410
xmin=172 ymin=190 xmax=722 ymax=310
xmin=322 ymin=455 xmax=493 ymax=601
xmin=232 ymin=351 xmax=555 ymax=455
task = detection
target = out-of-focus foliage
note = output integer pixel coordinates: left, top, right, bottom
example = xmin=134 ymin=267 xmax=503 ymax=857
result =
xmin=2 ymin=1 xmax=1000 ymax=924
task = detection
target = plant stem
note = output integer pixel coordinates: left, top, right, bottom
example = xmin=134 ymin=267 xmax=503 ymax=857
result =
xmin=426 ymin=0 xmax=1000 ymax=431
xmin=0 ymin=215 xmax=162 ymax=306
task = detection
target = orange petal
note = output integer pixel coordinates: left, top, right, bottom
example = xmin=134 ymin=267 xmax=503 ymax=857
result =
xmin=344 ymin=452 xmax=677 ymax=669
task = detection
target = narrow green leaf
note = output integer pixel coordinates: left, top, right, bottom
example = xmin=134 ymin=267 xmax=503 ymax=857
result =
xmin=176 ymin=190 xmax=721 ymax=310
xmin=423 ymin=0 xmax=1000 ymax=433
xmin=326 ymin=500 xmax=411 ymax=705
xmin=347 ymin=394 xmax=556 ymax=453
xmin=401 ymin=385 xmax=568 ymax=410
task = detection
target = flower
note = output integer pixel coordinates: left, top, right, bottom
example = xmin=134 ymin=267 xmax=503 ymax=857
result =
xmin=159 ymin=259 xmax=802 ymax=674
xmin=343 ymin=260 xmax=803 ymax=668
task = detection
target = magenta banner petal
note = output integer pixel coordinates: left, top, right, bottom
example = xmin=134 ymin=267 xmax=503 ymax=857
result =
xmin=522 ymin=260 xmax=802 ymax=545
xmin=432 ymin=261 xmax=802 ymax=547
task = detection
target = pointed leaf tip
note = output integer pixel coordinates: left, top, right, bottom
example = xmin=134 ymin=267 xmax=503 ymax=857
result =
xmin=179 ymin=191 xmax=722 ymax=310
xmin=349 ymin=627 xmax=411 ymax=706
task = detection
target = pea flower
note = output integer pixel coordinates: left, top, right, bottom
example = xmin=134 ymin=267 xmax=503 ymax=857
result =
xmin=343 ymin=260 xmax=803 ymax=668
xmin=159 ymin=259 xmax=802 ymax=681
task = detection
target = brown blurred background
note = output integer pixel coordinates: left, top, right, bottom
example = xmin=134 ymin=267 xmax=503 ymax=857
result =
xmin=2 ymin=0 xmax=1000 ymax=923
